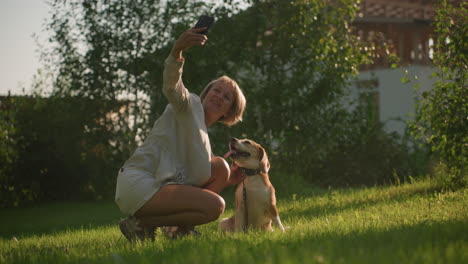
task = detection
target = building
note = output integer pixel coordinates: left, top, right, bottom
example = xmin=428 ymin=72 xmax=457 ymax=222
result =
xmin=349 ymin=0 xmax=453 ymax=135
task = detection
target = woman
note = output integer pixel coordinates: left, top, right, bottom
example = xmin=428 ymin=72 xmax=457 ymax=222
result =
xmin=115 ymin=27 xmax=246 ymax=242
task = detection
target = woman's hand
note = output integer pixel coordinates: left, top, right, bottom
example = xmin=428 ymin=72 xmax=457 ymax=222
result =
xmin=171 ymin=27 xmax=208 ymax=61
xmin=227 ymin=164 xmax=244 ymax=186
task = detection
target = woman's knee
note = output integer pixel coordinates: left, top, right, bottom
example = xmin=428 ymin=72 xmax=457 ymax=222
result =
xmin=206 ymin=194 xmax=226 ymax=221
xmin=211 ymin=156 xmax=230 ymax=182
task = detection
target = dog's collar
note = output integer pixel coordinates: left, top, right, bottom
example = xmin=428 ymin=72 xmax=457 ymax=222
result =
xmin=239 ymin=167 xmax=262 ymax=176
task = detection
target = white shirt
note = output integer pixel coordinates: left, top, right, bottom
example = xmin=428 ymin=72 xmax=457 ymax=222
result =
xmin=122 ymin=55 xmax=211 ymax=187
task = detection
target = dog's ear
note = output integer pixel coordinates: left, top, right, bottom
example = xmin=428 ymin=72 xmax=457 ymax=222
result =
xmin=258 ymin=145 xmax=270 ymax=173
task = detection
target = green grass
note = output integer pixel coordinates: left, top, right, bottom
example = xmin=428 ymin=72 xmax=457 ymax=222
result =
xmin=1 ymin=177 xmax=467 ymax=264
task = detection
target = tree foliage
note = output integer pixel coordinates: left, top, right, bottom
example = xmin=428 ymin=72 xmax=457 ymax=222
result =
xmin=45 ymin=0 xmax=372 ymax=179
xmin=0 ymin=95 xmax=122 ymax=207
xmin=193 ymin=0 xmax=395 ymax=185
xmin=0 ymin=96 xmax=20 ymax=206
xmin=0 ymin=0 xmax=231 ymax=207
xmin=410 ymin=0 xmax=467 ymax=185
xmin=3 ymin=0 xmax=430 ymax=206
xmin=47 ymin=0 xmax=221 ymax=150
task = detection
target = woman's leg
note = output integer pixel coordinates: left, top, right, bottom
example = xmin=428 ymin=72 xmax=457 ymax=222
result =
xmin=134 ymin=156 xmax=230 ymax=229
xmin=201 ymin=156 xmax=230 ymax=194
xmin=135 ymin=184 xmax=225 ymax=228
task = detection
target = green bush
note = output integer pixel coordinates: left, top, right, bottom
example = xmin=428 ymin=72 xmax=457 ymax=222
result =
xmin=0 ymin=95 xmax=125 ymax=207
xmin=410 ymin=0 xmax=467 ymax=186
xmin=0 ymin=95 xmax=21 ymax=206
xmin=291 ymin=105 xmax=430 ymax=187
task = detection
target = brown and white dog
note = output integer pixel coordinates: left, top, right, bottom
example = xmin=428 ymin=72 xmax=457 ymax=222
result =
xmin=220 ymin=138 xmax=285 ymax=232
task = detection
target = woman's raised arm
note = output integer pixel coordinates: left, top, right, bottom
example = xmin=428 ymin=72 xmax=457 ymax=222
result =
xmin=171 ymin=27 xmax=207 ymax=61
xmin=162 ymin=27 xmax=208 ymax=111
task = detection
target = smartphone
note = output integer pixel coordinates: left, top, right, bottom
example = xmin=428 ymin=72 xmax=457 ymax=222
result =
xmin=193 ymin=15 xmax=214 ymax=35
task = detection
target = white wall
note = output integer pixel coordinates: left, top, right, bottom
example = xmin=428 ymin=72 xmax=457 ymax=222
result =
xmin=350 ymin=65 xmax=435 ymax=135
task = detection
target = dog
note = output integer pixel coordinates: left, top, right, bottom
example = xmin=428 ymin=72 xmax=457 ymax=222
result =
xmin=220 ymin=137 xmax=285 ymax=232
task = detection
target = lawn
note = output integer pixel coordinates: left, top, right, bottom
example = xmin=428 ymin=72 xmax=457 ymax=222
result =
xmin=0 ymin=177 xmax=466 ymax=264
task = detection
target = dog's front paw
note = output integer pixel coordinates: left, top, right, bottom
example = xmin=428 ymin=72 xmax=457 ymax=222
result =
xmin=219 ymin=217 xmax=235 ymax=232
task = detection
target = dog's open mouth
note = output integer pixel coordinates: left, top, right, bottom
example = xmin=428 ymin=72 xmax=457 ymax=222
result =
xmin=223 ymin=145 xmax=250 ymax=159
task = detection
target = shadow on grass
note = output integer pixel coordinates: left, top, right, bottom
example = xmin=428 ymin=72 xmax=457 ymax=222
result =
xmin=92 ymin=218 xmax=467 ymax=264
xmin=0 ymin=187 xmax=243 ymax=239
xmin=0 ymin=181 xmax=442 ymax=239
xmin=284 ymin=218 xmax=468 ymax=262
xmin=0 ymin=201 xmax=121 ymax=238
xmin=280 ymin=183 xmax=444 ymax=223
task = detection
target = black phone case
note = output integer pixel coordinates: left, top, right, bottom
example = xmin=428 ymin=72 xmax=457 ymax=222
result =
xmin=194 ymin=15 xmax=214 ymax=34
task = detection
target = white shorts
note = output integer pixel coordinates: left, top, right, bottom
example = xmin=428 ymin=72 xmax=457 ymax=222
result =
xmin=114 ymin=168 xmax=160 ymax=216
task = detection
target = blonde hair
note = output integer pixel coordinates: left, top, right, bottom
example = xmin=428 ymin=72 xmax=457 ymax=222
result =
xmin=200 ymin=76 xmax=246 ymax=127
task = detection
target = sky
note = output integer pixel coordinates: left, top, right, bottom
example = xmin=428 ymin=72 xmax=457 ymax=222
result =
xmin=0 ymin=0 xmax=51 ymax=95
xmin=0 ymin=0 xmax=242 ymax=96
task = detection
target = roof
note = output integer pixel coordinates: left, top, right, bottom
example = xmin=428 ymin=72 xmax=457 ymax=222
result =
xmin=357 ymin=0 xmax=463 ymax=22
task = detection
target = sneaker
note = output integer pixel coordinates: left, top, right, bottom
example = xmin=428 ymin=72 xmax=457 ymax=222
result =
xmin=119 ymin=216 xmax=155 ymax=242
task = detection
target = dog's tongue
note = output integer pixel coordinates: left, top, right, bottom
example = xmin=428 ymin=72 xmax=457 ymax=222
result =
xmin=224 ymin=150 xmax=235 ymax=159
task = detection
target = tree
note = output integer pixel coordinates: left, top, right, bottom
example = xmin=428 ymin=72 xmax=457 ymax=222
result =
xmin=0 ymin=0 xmax=226 ymax=206
xmin=44 ymin=0 xmax=383 ymax=185
xmin=190 ymin=0 xmax=370 ymax=179
xmin=0 ymin=95 xmax=20 ymax=206
xmin=46 ymin=0 xmax=369 ymax=173
xmin=24 ymin=0 xmax=412 ymax=203
xmin=46 ymin=0 xmax=220 ymax=151
xmin=410 ymin=0 xmax=467 ymax=186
